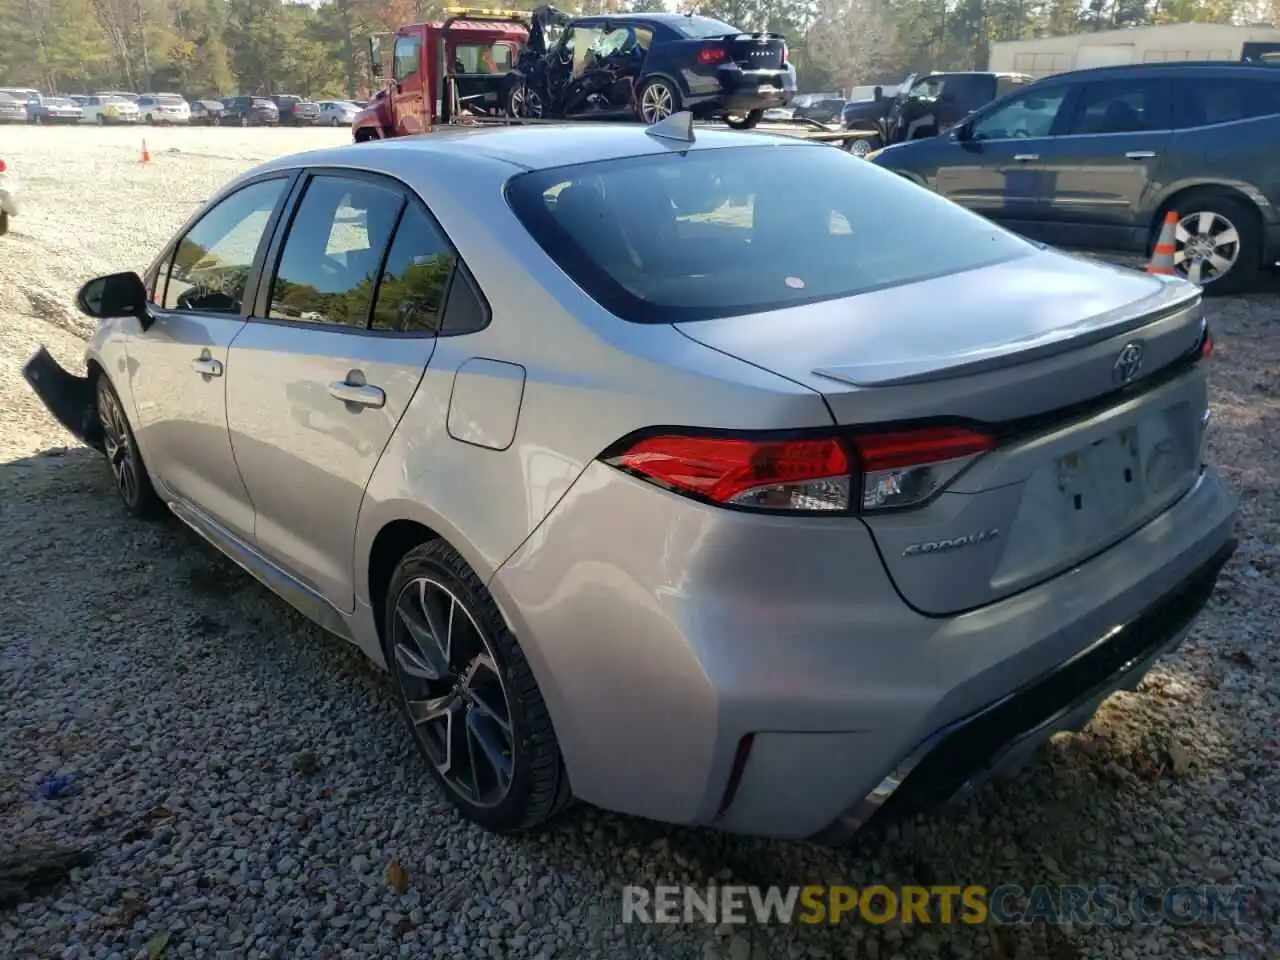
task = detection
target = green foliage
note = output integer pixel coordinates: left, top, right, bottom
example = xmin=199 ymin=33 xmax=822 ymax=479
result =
xmin=0 ymin=0 xmax=1255 ymax=97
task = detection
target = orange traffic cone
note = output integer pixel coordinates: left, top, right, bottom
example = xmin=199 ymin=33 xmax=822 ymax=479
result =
xmin=1147 ymin=211 xmax=1177 ymax=275
xmin=140 ymin=140 xmax=151 ymax=163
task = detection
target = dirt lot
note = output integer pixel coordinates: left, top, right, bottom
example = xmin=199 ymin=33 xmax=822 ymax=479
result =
xmin=1 ymin=126 xmax=1278 ymax=960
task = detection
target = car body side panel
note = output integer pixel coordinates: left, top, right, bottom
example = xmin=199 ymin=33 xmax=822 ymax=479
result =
xmin=127 ymin=312 xmax=255 ymax=540
xmin=225 ymin=323 xmax=437 ymax=614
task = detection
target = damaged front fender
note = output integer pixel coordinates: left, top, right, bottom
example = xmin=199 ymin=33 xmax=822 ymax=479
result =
xmin=22 ymin=347 xmax=104 ymax=453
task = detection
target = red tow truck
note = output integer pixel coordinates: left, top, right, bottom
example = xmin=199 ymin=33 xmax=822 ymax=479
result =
xmin=352 ymin=7 xmax=531 ymax=141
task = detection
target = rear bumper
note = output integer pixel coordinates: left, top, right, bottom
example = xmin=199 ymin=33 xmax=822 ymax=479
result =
xmin=22 ymin=347 xmax=103 ymax=452
xmin=814 ymin=531 xmax=1235 ymax=843
xmin=703 ymin=66 xmax=795 ymax=113
xmin=492 ymin=459 xmax=1237 ymax=839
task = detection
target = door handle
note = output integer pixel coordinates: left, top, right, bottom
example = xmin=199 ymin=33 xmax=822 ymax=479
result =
xmin=1124 ymin=150 xmax=1157 ymax=159
xmin=190 ymin=357 xmax=223 ymax=377
xmin=328 ymin=381 xmax=386 ymax=409
xmin=1013 ymin=153 xmax=1039 ymax=162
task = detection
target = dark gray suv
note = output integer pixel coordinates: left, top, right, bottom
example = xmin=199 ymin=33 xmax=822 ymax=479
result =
xmin=869 ymin=61 xmax=1280 ymax=293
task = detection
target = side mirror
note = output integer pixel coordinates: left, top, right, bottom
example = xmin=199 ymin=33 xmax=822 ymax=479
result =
xmin=369 ymin=36 xmax=383 ymax=80
xmin=77 ymin=272 xmax=154 ymax=330
xmin=951 ymin=121 xmax=971 ymax=142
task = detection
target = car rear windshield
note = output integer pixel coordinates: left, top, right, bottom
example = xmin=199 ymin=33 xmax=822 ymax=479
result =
xmin=504 ymin=144 xmax=1032 ymax=323
xmin=252 ymin=98 xmax=276 ymax=107
xmin=670 ymin=16 xmax=738 ymax=38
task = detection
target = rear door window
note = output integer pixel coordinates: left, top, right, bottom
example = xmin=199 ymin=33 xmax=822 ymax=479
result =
xmin=1061 ymin=79 xmax=1172 ymax=135
xmin=267 ymin=175 xmax=405 ymax=328
xmin=506 ymin=144 xmax=1032 ymax=323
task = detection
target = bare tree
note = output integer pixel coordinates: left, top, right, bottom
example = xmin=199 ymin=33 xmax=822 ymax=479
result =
xmin=806 ymin=0 xmax=898 ymax=93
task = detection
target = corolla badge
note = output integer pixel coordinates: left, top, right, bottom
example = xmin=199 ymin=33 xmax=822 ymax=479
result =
xmin=1113 ymin=342 xmax=1144 ymax=386
xmin=902 ymin=529 xmax=1000 ymax=558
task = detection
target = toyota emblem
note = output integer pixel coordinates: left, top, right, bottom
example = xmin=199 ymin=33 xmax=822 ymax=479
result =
xmin=1113 ymin=342 xmax=1144 ymax=386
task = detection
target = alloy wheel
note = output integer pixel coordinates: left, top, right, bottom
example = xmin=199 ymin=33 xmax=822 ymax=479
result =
xmin=390 ymin=576 xmax=515 ymax=808
xmin=1175 ymin=210 xmax=1240 ymax=286
xmin=98 ymin=385 xmax=138 ymax=506
xmin=849 ymin=138 xmax=872 ymax=157
xmin=641 ymin=82 xmax=674 ymax=123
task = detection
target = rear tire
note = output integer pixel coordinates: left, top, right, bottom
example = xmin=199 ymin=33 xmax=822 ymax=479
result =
xmin=1157 ymin=193 xmax=1262 ymax=296
xmin=95 ymin=375 xmax=162 ymax=520
xmin=382 ymin=539 xmax=573 ymax=833
xmin=724 ymin=109 xmax=763 ymax=130
xmin=0 ymin=211 xmax=8 ymax=236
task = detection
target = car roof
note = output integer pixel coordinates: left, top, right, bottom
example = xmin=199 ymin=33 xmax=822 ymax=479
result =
xmin=1035 ymin=61 xmax=1278 ymax=83
xmin=254 ymin=123 xmax=814 ymax=178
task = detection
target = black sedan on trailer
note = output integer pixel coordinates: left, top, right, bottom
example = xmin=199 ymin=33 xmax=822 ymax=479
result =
xmin=506 ymin=10 xmax=794 ymax=129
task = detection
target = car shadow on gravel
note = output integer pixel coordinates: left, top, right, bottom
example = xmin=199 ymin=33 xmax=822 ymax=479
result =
xmin=2 ymin=428 xmax=1274 ymax=959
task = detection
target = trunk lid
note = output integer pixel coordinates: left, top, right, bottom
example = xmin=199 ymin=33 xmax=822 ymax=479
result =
xmin=727 ymin=33 xmax=786 ymax=70
xmin=675 ymin=250 xmax=1209 ymax=615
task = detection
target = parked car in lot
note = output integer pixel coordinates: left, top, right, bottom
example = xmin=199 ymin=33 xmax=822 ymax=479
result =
xmin=272 ymin=94 xmax=321 ymax=125
xmin=30 ymin=95 xmax=84 ymax=123
xmin=83 ymin=94 xmax=141 ymax=124
xmin=138 ymin=92 xmax=191 ymax=124
xmin=870 ymin=61 xmax=1280 ymax=293
xmin=0 ymin=92 xmax=28 ymax=123
xmin=189 ymin=99 xmax=225 ymax=125
xmin=22 ymin=118 xmax=1236 ymax=841
xmin=319 ymin=100 xmax=360 ymax=125
xmin=221 ymin=96 xmax=280 ymax=126
xmin=0 ymin=86 xmax=40 ymax=114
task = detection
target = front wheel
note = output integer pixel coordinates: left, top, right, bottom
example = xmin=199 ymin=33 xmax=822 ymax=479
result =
xmin=1163 ymin=197 xmax=1262 ymax=295
xmin=383 ymin=540 xmax=572 ymax=833
xmin=0 ymin=211 xmax=8 ymax=236
xmin=637 ymin=78 xmax=680 ymax=124
xmin=96 ymin=376 xmax=162 ymax=519
xmin=724 ymin=109 xmax=763 ymax=130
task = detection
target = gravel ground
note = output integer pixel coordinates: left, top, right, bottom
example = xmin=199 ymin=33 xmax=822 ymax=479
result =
xmin=1 ymin=127 xmax=1278 ymax=960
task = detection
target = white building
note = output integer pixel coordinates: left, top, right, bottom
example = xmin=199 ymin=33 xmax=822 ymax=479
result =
xmin=988 ymin=22 xmax=1280 ymax=78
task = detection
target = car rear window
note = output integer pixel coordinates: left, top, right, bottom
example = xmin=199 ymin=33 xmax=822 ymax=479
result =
xmin=505 ymin=144 xmax=1032 ymax=323
xmin=670 ymin=16 xmax=738 ymax=38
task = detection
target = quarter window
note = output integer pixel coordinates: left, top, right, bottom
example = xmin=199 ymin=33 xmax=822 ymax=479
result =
xmin=370 ymin=206 xmax=458 ymax=334
xmin=268 ymin=175 xmax=404 ymax=328
xmin=970 ymin=87 xmax=1067 ymax=140
xmin=1185 ymin=78 xmax=1280 ymax=126
xmin=162 ymin=178 xmax=287 ymax=314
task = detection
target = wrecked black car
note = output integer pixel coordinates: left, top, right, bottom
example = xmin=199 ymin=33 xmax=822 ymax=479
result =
xmin=503 ymin=9 xmax=794 ymax=129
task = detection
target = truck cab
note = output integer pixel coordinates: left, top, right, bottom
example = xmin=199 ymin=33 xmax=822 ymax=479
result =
xmin=353 ymin=7 xmax=530 ymax=141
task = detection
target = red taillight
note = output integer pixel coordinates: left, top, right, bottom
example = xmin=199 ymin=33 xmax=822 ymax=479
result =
xmin=781 ymin=42 xmax=788 ymax=64
xmin=608 ymin=434 xmax=851 ymax=511
xmin=850 ymin=427 xmax=994 ymax=472
xmin=698 ymin=47 xmax=730 ymax=66
xmin=604 ymin=425 xmax=994 ymax=514
xmin=0 ymin=159 xmax=6 ymax=173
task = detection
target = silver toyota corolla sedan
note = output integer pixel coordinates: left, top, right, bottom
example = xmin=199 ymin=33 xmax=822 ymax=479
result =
xmin=24 ymin=115 xmax=1237 ymax=842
